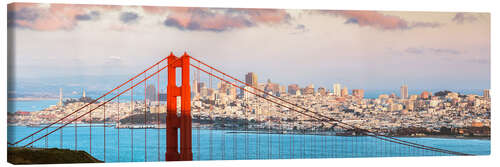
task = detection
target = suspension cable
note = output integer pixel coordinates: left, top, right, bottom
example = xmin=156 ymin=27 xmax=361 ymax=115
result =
xmin=190 ymin=63 xmax=471 ymax=156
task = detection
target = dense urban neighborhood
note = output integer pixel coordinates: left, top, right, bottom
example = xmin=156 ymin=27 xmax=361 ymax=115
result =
xmin=8 ymin=74 xmax=490 ymax=138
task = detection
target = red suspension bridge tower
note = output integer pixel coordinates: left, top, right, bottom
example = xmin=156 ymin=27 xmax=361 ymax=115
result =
xmin=166 ymin=52 xmax=192 ymax=161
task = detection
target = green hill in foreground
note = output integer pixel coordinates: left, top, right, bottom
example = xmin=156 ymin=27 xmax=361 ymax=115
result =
xmin=8 ymin=147 xmax=103 ymax=164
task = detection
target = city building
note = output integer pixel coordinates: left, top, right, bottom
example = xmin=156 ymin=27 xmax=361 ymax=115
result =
xmin=228 ymin=87 xmax=237 ymax=99
xmin=404 ymin=101 xmax=415 ymax=111
xmin=295 ymin=89 xmax=301 ymax=96
xmin=192 ymin=79 xmax=198 ymax=96
xmin=279 ymin=85 xmax=287 ymax=95
xmin=333 ymin=83 xmax=341 ymax=97
xmin=145 ymin=84 xmax=157 ymax=101
xmin=388 ymin=103 xmax=403 ymax=112
xmin=447 ymin=92 xmax=459 ymax=99
xmin=410 ymin=95 xmax=418 ymax=101
xmin=378 ymin=94 xmax=389 ymax=99
xmin=157 ymin=93 xmax=167 ymax=101
xmin=341 ymin=86 xmax=348 ymax=97
xmin=317 ymin=87 xmax=326 ymax=96
xmin=200 ymin=88 xmax=209 ymax=97
xmin=352 ymin=89 xmax=364 ymax=99
xmin=390 ymin=93 xmax=397 ymax=99
xmin=288 ymin=84 xmax=299 ymax=95
xmin=245 ymin=72 xmax=258 ymax=87
xmin=400 ymin=84 xmax=408 ymax=99
xmin=242 ymin=86 xmax=255 ymax=98
xmin=472 ymin=120 xmax=484 ymax=127
xmin=483 ymin=89 xmax=490 ymax=98
xmin=197 ymin=82 xmax=206 ymax=93
xmin=58 ymin=88 xmax=63 ymax=106
xmin=264 ymin=80 xmax=280 ymax=95
xmin=420 ymin=91 xmax=430 ymax=99
xmin=302 ymin=86 xmax=315 ymax=95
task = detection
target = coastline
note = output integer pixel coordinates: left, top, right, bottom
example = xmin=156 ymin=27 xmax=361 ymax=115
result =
xmin=8 ymin=124 xmax=490 ymax=141
xmin=395 ymin=135 xmax=490 ymax=140
xmin=8 ymin=97 xmax=58 ymax=101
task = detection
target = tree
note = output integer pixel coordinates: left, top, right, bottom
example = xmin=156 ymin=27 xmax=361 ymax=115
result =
xmin=434 ymin=90 xmax=452 ymax=97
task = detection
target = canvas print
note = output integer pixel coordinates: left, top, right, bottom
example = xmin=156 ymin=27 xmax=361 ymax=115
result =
xmin=7 ymin=3 xmax=490 ymax=164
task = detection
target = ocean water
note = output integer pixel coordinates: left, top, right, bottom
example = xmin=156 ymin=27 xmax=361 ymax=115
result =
xmin=7 ymin=93 xmax=490 ymax=162
xmin=7 ymin=99 xmax=59 ymax=113
xmin=7 ymin=125 xmax=490 ymax=162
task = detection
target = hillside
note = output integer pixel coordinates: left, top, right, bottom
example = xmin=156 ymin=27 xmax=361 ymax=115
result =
xmin=7 ymin=147 xmax=102 ymax=164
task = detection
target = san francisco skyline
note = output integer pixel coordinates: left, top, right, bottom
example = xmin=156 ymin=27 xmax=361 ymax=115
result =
xmin=6 ymin=3 xmax=491 ymax=164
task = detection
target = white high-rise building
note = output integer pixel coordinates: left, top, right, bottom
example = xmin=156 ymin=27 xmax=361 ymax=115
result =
xmin=58 ymin=88 xmax=63 ymax=106
xmin=192 ymin=79 xmax=198 ymax=97
xmin=333 ymin=83 xmax=341 ymax=96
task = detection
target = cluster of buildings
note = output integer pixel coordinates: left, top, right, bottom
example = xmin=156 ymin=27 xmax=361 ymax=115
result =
xmin=188 ymin=73 xmax=490 ymax=134
xmin=8 ymin=72 xmax=491 ymax=136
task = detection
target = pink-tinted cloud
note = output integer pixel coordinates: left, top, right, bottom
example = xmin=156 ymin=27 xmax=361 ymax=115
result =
xmin=405 ymin=47 xmax=461 ymax=55
xmin=142 ymin=6 xmax=168 ymax=14
xmin=337 ymin=10 xmax=408 ymax=30
xmin=7 ymin=2 xmax=38 ymax=11
xmin=163 ymin=7 xmax=290 ymax=32
xmin=7 ymin=3 xmax=121 ymax=31
xmin=409 ymin=22 xmax=441 ymax=28
xmin=452 ymin=12 xmax=478 ymax=24
xmin=320 ymin=10 xmax=441 ymax=30
xmin=243 ymin=9 xmax=291 ymax=24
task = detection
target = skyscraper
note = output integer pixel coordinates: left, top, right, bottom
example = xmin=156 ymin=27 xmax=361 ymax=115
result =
xmin=58 ymin=88 xmax=63 ymax=106
xmin=288 ymin=84 xmax=299 ymax=95
xmin=82 ymin=88 xmax=86 ymax=98
xmin=352 ymin=89 xmax=364 ymax=99
xmin=145 ymin=84 xmax=157 ymax=101
xmin=317 ymin=87 xmax=326 ymax=96
xmin=483 ymin=89 xmax=490 ymax=98
xmin=192 ymin=79 xmax=198 ymax=97
xmin=341 ymin=86 xmax=348 ymax=97
xmin=400 ymin=84 xmax=408 ymax=99
xmin=245 ymin=72 xmax=258 ymax=87
xmin=193 ymin=68 xmax=199 ymax=94
xmin=333 ymin=83 xmax=341 ymax=96
xmin=197 ymin=82 xmax=205 ymax=93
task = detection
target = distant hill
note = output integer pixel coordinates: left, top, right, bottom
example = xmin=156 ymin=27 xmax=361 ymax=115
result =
xmin=8 ymin=147 xmax=102 ymax=164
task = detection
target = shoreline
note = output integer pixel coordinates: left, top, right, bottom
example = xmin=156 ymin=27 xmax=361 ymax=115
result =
xmin=8 ymin=124 xmax=490 ymax=141
xmin=394 ymin=135 xmax=490 ymax=140
xmin=8 ymin=97 xmax=58 ymax=101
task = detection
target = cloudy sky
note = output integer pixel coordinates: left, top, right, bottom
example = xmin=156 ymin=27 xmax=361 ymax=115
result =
xmin=7 ymin=3 xmax=490 ymax=93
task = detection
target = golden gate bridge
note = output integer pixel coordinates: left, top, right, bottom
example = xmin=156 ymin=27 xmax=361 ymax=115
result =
xmin=7 ymin=52 xmax=472 ymax=162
